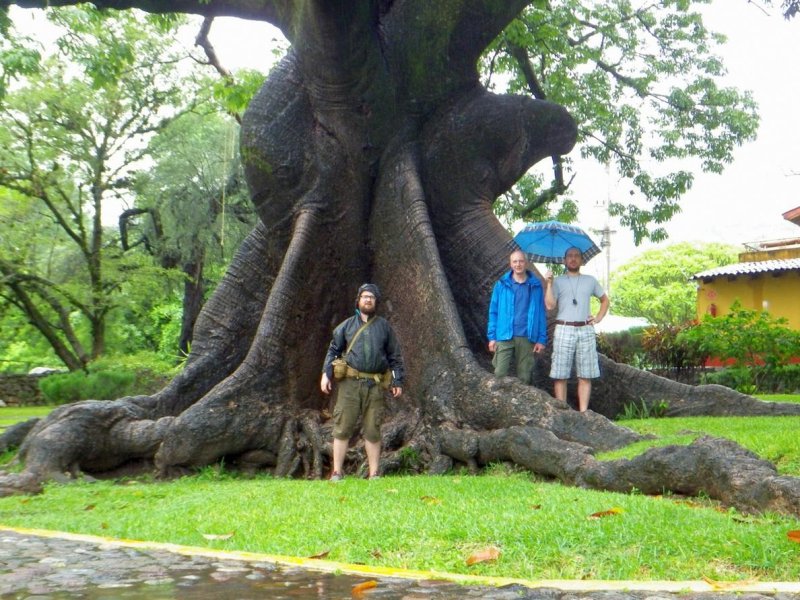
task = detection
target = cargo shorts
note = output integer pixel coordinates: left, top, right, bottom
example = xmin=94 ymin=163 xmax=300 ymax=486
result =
xmin=332 ymin=377 xmax=385 ymax=443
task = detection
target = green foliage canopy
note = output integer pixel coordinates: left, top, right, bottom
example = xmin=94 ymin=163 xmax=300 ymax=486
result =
xmin=610 ymin=242 xmax=738 ymax=326
xmin=485 ymin=1 xmax=759 ymax=241
xmin=0 ymin=7 xmax=205 ymax=369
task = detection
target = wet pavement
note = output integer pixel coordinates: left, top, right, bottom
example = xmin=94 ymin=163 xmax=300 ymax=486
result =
xmin=1 ymin=529 xmax=799 ymax=599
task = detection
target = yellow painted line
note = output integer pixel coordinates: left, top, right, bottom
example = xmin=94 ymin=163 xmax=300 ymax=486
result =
xmin=2 ymin=525 xmax=799 ymax=593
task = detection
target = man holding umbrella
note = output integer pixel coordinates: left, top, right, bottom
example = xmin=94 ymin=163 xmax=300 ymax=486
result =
xmin=544 ymin=247 xmax=610 ymax=412
xmin=487 ymin=250 xmax=548 ymax=384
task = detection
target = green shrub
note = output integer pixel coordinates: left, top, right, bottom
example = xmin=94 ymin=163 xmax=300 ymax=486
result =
xmin=38 ymin=352 xmax=175 ymax=405
xmin=679 ymin=302 xmax=800 ymax=391
xmin=618 ymin=398 xmax=670 ymax=420
xmin=642 ymin=323 xmax=706 ymax=371
xmin=596 ymin=328 xmax=646 ymax=365
xmin=702 ymin=364 xmax=800 ymax=394
xmin=40 ymin=370 xmax=134 ymax=403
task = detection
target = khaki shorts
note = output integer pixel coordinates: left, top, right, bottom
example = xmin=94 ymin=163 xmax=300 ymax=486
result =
xmin=332 ymin=377 xmax=385 ymax=443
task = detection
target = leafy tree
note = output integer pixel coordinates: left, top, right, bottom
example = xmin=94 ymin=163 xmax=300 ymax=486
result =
xmin=485 ymin=1 xmax=759 ymax=242
xmin=0 ymin=6 xmax=41 ymax=97
xmin=2 ymin=1 xmax=799 ymax=519
xmin=0 ymin=7 xmax=202 ymax=369
xmin=610 ymin=242 xmax=739 ymax=326
xmin=124 ymin=110 xmax=257 ymax=354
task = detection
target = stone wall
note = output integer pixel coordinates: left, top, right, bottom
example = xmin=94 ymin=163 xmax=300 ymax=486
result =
xmin=0 ymin=374 xmax=48 ymax=406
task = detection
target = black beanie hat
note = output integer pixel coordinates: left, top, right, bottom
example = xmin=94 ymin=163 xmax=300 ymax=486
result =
xmin=356 ymin=283 xmax=381 ymax=303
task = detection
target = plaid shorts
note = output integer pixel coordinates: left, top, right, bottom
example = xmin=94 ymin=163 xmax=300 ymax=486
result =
xmin=549 ymin=324 xmax=600 ymax=379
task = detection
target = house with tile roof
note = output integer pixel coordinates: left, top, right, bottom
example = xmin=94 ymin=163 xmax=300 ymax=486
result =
xmin=691 ymin=206 xmax=800 ymax=329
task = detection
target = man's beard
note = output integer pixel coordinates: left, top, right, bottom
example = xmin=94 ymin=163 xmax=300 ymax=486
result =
xmin=566 ymin=264 xmax=580 ymax=273
xmin=360 ymin=305 xmax=376 ymax=316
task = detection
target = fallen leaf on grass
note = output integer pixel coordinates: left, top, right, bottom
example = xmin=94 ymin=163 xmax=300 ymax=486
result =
xmin=352 ymin=580 xmax=378 ymax=597
xmin=702 ymin=576 xmax=759 ymax=590
xmin=83 ymin=504 xmax=96 ymax=511
xmin=731 ymin=515 xmax=756 ymax=524
xmin=370 ymin=549 xmax=383 ymax=558
xmin=307 ymin=550 xmax=330 ymax=559
xmin=788 ymin=530 xmax=800 ymax=543
xmin=529 ymin=504 xmax=542 ymax=510
xmin=100 ymin=522 xmax=108 ymax=529
xmin=201 ymin=532 xmax=234 ymax=540
xmin=465 ymin=546 xmax=501 ymax=566
xmin=420 ymin=495 xmax=441 ymax=505
xmin=587 ymin=507 xmax=623 ymax=519
xmin=674 ymin=499 xmax=703 ymax=509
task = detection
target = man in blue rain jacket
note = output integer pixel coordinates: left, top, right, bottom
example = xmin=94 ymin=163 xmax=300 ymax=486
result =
xmin=487 ymin=250 xmax=547 ymax=384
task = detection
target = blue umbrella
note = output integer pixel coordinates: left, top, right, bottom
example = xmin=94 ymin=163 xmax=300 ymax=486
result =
xmin=513 ymin=220 xmax=601 ymax=265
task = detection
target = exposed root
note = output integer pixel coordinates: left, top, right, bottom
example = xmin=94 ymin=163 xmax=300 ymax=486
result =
xmin=0 ymin=470 xmax=44 ymax=496
xmin=439 ymin=425 xmax=594 ymax=481
xmin=581 ymin=435 xmax=800 ymax=516
xmin=595 ymin=356 xmax=800 ymax=418
xmin=436 ymin=425 xmax=800 ymax=517
xmin=0 ymin=418 xmax=39 ymax=453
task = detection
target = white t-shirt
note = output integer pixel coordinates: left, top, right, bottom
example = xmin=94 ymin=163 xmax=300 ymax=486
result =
xmin=552 ymin=273 xmax=605 ymax=321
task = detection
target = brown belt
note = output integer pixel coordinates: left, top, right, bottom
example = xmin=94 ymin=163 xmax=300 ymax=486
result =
xmin=345 ymin=366 xmax=383 ymax=383
xmin=555 ymin=320 xmax=590 ymax=327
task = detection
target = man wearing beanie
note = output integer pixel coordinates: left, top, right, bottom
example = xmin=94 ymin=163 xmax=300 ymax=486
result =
xmin=320 ymin=283 xmax=405 ymax=481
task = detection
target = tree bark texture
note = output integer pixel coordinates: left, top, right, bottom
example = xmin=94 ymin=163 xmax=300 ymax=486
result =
xmin=3 ymin=0 xmax=800 ymax=517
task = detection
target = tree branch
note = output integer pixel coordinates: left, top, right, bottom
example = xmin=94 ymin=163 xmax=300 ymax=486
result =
xmin=194 ymin=16 xmax=242 ymax=124
xmin=506 ymin=41 xmax=572 ymax=214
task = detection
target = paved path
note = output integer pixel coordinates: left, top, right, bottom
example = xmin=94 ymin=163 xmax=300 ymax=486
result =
xmin=1 ymin=528 xmax=799 ymax=599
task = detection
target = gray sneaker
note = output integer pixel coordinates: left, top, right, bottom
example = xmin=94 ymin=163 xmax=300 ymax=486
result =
xmin=329 ymin=472 xmax=343 ymax=482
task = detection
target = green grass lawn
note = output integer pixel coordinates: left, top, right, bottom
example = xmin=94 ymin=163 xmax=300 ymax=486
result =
xmin=0 ymin=472 xmax=798 ymax=582
xmin=1 ymin=399 xmax=799 ymax=582
xmin=0 ymin=405 xmax=50 ymax=435
xmin=755 ymin=393 xmax=800 ymax=404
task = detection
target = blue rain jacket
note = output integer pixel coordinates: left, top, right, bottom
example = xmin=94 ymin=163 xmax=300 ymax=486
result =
xmin=487 ymin=270 xmax=547 ymax=345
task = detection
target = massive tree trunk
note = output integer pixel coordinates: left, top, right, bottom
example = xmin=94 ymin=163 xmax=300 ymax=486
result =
xmin=3 ymin=0 xmax=800 ymax=517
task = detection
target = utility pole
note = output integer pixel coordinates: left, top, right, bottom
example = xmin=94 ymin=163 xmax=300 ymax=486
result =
xmin=591 ymin=224 xmax=616 ymax=296
xmin=591 ymin=166 xmax=617 ymax=296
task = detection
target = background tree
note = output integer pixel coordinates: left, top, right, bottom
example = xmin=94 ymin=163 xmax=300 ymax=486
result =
xmin=0 ymin=189 xmax=71 ymax=370
xmin=2 ymin=1 xmax=800 ymax=518
xmin=0 ymin=7 xmax=202 ymax=368
xmin=123 ymin=110 xmax=257 ymax=355
xmin=483 ymin=1 xmax=759 ymax=241
xmin=611 ymin=242 xmax=739 ymax=326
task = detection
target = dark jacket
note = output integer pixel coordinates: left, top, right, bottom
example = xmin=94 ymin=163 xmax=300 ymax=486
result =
xmin=487 ymin=270 xmax=547 ymax=345
xmin=322 ymin=312 xmax=405 ymax=386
